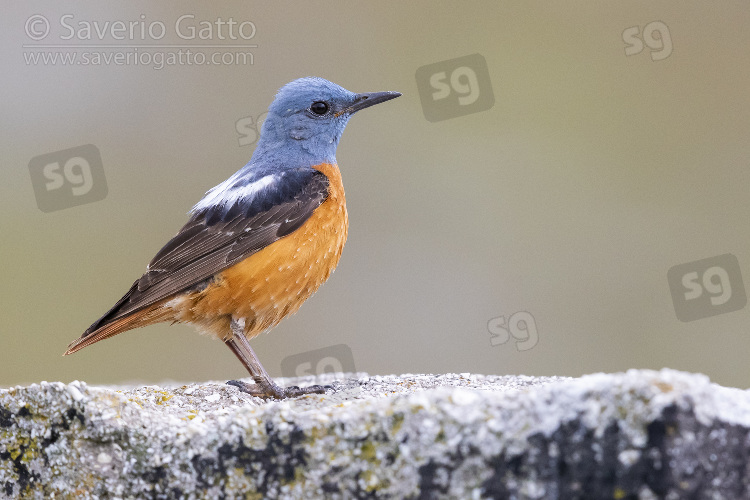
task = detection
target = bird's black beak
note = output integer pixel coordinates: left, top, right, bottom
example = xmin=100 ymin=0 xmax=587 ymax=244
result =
xmin=341 ymin=91 xmax=401 ymax=116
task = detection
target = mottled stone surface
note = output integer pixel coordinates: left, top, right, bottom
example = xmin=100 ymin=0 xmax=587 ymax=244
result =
xmin=1 ymin=369 xmax=749 ymax=499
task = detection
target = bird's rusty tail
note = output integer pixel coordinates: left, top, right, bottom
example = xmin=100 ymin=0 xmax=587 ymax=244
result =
xmin=64 ymin=302 xmax=172 ymax=355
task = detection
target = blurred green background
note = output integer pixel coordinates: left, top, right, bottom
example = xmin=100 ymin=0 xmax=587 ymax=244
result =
xmin=3 ymin=2 xmax=749 ymax=388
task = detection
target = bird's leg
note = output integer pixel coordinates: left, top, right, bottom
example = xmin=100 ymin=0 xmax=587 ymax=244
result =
xmin=224 ymin=319 xmax=329 ymax=399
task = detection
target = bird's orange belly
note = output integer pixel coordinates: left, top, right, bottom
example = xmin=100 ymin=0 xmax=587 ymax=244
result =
xmin=169 ymin=164 xmax=348 ymax=340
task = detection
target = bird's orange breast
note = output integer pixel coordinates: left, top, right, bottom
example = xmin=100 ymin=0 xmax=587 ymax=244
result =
xmin=170 ymin=163 xmax=348 ymax=340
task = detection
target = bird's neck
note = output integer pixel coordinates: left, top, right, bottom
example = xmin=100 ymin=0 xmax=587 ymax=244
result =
xmin=251 ymin=136 xmax=338 ymax=168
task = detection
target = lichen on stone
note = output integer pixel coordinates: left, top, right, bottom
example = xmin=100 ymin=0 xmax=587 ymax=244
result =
xmin=2 ymin=370 xmax=749 ymax=498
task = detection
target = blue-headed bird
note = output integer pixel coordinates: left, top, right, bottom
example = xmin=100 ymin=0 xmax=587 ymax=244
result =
xmin=65 ymin=77 xmax=400 ymax=398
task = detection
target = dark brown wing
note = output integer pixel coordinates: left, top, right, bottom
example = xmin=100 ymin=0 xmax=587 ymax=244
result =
xmin=71 ymin=168 xmax=329 ymax=346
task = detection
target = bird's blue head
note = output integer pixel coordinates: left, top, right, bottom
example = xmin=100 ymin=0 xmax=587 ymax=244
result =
xmin=252 ymin=77 xmax=400 ymax=167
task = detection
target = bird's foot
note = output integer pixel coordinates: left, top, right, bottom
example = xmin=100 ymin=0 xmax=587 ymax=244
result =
xmin=227 ymin=379 xmax=330 ymax=399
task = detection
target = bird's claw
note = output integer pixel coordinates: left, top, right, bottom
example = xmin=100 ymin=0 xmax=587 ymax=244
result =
xmin=227 ymin=379 xmax=330 ymax=399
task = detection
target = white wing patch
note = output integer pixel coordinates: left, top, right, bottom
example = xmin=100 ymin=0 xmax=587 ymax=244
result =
xmin=190 ymin=173 xmax=278 ymax=214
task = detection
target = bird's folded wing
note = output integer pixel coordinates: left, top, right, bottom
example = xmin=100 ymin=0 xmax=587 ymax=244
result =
xmin=82 ymin=167 xmax=329 ymax=336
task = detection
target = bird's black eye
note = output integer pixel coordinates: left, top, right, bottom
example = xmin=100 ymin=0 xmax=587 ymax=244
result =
xmin=310 ymin=101 xmax=329 ymax=115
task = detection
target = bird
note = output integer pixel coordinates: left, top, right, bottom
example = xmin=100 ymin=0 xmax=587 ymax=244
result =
xmin=64 ymin=77 xmax=401 ymax=399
